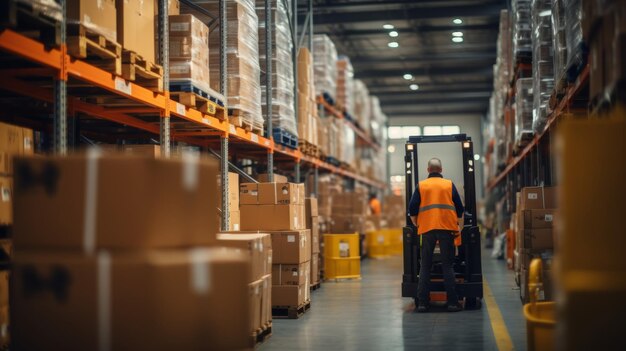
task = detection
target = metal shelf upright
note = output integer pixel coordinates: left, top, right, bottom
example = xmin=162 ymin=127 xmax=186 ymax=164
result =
xmin=219 ymin=0 xmax=229 ymax=231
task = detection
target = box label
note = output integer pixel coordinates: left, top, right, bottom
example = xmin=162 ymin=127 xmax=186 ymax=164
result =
xmin=528 ymin=193 xmax=538 ymax=200
xmin=251 ymin=134 xmax=259 ymax=143
xmin=171 ymin=22 xmax=190 ymax=32
xmin=176 ymin=102 xmax=186 ymax=116
xmin=1 ymin=187 xmax=9 ymax=202
xmin=287 ymin=235 xmax=295 ymax=243
xmin=544 ymin=214 xmax=553 ymax=222
xmin=114 ymin=77 xmax=132 ymax=95
xmin=339 ymin=242 xmax=349 ymax=257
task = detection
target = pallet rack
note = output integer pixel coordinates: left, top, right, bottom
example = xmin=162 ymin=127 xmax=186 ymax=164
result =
xmin=0 ymin=0 xmax=386 ymax=231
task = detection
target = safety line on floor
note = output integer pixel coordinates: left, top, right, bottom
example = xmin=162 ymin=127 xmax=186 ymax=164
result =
xmin=484 ymin=278 xmax=515 ymax=351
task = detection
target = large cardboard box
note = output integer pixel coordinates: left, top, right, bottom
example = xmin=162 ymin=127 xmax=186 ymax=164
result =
xmin=258 ymin=183 xmax=303 ymax=205
xmin=117 ymin=0 xmax=155 ymax=62
xmin=330 ymin=214 xmax=364 ymax=234
xmin=272 ymin=283 xmax=310 ymax=307
xmin=0 ymin=123 xmax=34 ymax=174
xmin=520 ymin=229 xmax=554 ymax=250
xmin=12 ymin=248 xmax=251 ymax=351
xmin=13 ymin=153 xmax=220 ymax=250
xmin=270 ymin=230 xmax=311 ymax=264
xmin=217 ymin=233 xmax=272 ymax=281
xmin=261 ymin=274 xmax=271 ymax=326
xmin=227 ymin=172 xmax=239 ymax=209
xmin=240 ymin=204 xmax=306 ymax=231
xmin=305 ymin=197 xmax=318 ymax=218
xmin=67 ymin=0 xmax=117 ymax=42
xmin=519 ymin=209 xmax=555 ymax=229
xmin=0 ymin=177 xmax=11 ymax=225
xmin=272 ymin=261 xmax=310 ymax=286
xmin=239 ymin=183 xmax=259 ymax=205
xmin=519 ymin=186 xmax=557 ymax=210
xmin=248 ymin=279 xmax=263 ymax=332
xmin=257 ymin=173 xmax=288 ymax=183
xmin=229 ymin=210 xmax=241 ymax=231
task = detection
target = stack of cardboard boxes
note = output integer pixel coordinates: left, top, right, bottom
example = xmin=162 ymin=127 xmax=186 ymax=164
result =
xmin=329 ymin=189 xmax=368 ymax=234
xmin=10 ymin=153 xmax=252 ymax=349
xmin=513 ymin=186 xmax=556 ymax=303
xmin=306 ymin=198 xmax=321 ymax=286
xmin=167 ymin=14 xmax=211 ymax=94
xmin=336 ymin=57 xmax=354 ymax=115
xmin=297 ymin=47 xmax=320 ymax=148
xmin=239 ymin=180 xmax=312 ymax=309
xmin=0 ymin=122 xmax=34 ymax=225
xmin=382 ymin=194 xmax=406 ymax=229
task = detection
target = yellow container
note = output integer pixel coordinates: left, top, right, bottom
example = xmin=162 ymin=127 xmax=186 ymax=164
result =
xmin=323 ymin=233 xmax=359 ymax=258
xmin=324 ymin=257 xmax=361 ymax=280
xmin=365 ymin=230 xmax=390 ymax=258
xmin=524 ymin=258 xmax=555 ymax=351
xmin=387 ymin=228 xmax=403 ymax=256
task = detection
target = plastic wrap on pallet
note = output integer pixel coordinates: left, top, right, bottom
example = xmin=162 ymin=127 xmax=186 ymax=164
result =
xmin=563 ymin=0 xmax=584 ymax=79
xmin=353 ymin=79 xmax=371 ymax=132
xmin=369 ymin=96 xmax=384 ymax=143
xmin=340 ymin=120 xmax=356 ymax=168
xmin=19 ymin=0 xmax=62 ymax=22
xmin=551 ymin=0 xmax=568 ymax=85
xmin=336 ymin=56 xmax=355 ymax=115
xmin=206 ymin=0 xmax=263 ymax=132
xmin=512 ymin=0 xmax=532 ymax=59
xmin=515 ymin=78 xmax=534 ymax=145
xmin=313 ymin=35 xmax=338 ymax=99
xmin=317 ymin=116 xmax=328 ymax=156
xmin=531 ymin=0 xmax=554 ymax=132
xmin=168 ymin=15 xmax=211 ymax=94
xmin=256 ymin=0 xmax=297 ymax=137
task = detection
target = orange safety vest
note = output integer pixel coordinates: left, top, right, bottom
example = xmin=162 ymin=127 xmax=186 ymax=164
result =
xmin=416 ymin=177 xmax=459 ymax=236
xmin=369 ymin=198 xmax=381 ymax=215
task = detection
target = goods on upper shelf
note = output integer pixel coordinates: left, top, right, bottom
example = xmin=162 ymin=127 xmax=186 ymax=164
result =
xmin=336 ymin=56 xmax=354 ymax=116
xmin=531 ymin=0 xmax=555 ymax=132
xmin=167 ymin=14 xmax=211 ymax=93
xmin=313 ymin=35 xmax=338 ymax=101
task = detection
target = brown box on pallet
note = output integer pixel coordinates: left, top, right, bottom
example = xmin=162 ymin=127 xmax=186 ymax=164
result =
xmin=519 ymin=186 xmax=557 ymax=210
xmin=217 ymin=233 xmax=272 ymax=282
xmin=257 ymin=173 xmax=288 ymax=183
xmin=0 ymin=176 xmax=11 ymax=226
xmin=67 ymin=0 xmax=117 ymax=42
xmin=305 ymin=197 xmax=318 ymax=218
xmin=240 ymin=183 xmax=259 ymax=205
xmin=269 ymin=230 xmax=311 ymax=264
xmin=519 ymin=209 xmax=555 ymax=230
xmin=240 ymin=204 xmax=306 ymax=231
xmin=12 ymin=248 xmax=250 ymax=351
xmin=272 ymin=282 xmax=310 ymax=307
xmin=520 ymin=229 xmax=554 ymax=250
xmin=272 ymin=261 xmax=310 ymax=286
xmin=249 ymin=278 xmax=263 ymax=333
xmin=330 ymin=214 xmax=364 ymax=234
xmin=13 ymin=153 xmax=220 ymax=250
xmin=116 ymin=0 xmax=155 ymax=62
xmin=258 ymin=183 xmax=303 ymax=205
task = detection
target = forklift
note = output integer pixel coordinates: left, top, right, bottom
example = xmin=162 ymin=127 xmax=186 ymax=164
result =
xmin=401 ymin=134 xmax=483 ymax=309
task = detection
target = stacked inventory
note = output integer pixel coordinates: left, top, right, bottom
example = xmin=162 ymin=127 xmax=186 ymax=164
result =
xmin=339 ymin=120 xmax=356 ymax=169
xmin=313 ymin=35 xmax=338 ymax=100
xmin=11 ymin=153 xmax=252 ymax=349
xmin=256 ymin=0 xmax=297 ymax=138
xmin=513 ymin=186 xmax=556 ymax=303
xmin=563 ymin=0 xmax=584 ymax=81
xmin=305 ymin=198 xmax=321 ymax=287
xmin=208 ymin=0 xmax=263 ymax=132
xmin=369 ymin=96 xmax=384 ymax=144
xmin=353 ymin=79 xmax=371 ymax=132
xmin=383 ymin=194 xmax=406 ymax=228
xmin=531 ymin=0 xmax=555 ymax=132
xmin=512 ymin=0 xmax=532 ymax=60
xmin=336 ymin=56 xmax=355 ymax=115
xmin=329 ymin=188 xmax=368 ymax=234
xmin=515 ymin=78 xmax=534 ymax=146
xmin=168 ymin=15 xmax=211 ymax=94
xmin=551 ymin=0 xmax=568 ymax=89
xmin=221 ymin=172 xmax=241 ymax=231
xmin=492 ymin=10 xmax=512 ymax=160
xmin=297 ymin=47 xmax=320 ymax=150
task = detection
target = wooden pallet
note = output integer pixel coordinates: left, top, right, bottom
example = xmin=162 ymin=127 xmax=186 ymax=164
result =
xmin=121 ymin=51 xmax=163 ymax=92
xmin=67 ymin=24 xmax=122 ymax=76
xmin=298 ymin=139 xmax=320 ymax=158
xmin=272 ymin=300 xmax=311 ymax=319
xmin=272 ymin=127 xmax=298 ymax=149
xmin=171 ymin=91 xmax=227 ymax=120
xmin=310 ymin=281 xmax=321 ymax=291
xmin=251 ymin=322 xmax=272 ymax=345
xmin=0 ymin=0 xmax=61 ymax=46
xmin=229 ymin=115 xmax=262 ymax=134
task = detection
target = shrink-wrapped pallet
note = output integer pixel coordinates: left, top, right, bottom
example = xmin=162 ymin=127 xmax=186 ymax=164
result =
xmin=168 ymin=15 xmax=211 ymax=94
xmin=313 ymin=35 xmax=338 ymax=100
xmin=531 ymin=0 xmax=554 ymax=132
xmin=336 ymin=57 xmax=354 ymax=115
xmin=353 ymin=79 xmax=371 ymax=132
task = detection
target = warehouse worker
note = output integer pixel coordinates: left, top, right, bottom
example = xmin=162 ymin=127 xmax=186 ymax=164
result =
xmin=369 ymin=194 xmax=381 ymax=215
xmin=409 ymin=158 xmax=465 ymax=313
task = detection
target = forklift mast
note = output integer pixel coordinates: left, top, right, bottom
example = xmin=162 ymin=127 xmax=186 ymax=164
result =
xmin=401 ymin=134 xmax=483 ymax=307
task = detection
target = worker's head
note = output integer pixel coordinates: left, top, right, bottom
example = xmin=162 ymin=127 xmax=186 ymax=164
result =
xmin=369 ymin=193 xmax=377 ymax=200
xmin=427 ymin=158 xmax=443 ymax=174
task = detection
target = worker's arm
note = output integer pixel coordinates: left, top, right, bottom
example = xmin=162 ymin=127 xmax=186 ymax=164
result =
xmin=452 ymin=183 xmax=465 ymax=232
xmin=408 ymin=185 xmax=421 ymax=227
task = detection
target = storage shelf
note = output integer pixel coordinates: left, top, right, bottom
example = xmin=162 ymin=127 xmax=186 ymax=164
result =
xmin=317 ymin=96 xmax=381 ymax=151
xmin=0 ymin=29 xmax=385 ymax=189
xmin=487 ymin=64 xmax=590 ymax=191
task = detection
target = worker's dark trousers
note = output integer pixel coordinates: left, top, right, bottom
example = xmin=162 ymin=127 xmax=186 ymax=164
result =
xmin=416 ymin=230 xmax=459 ymax=305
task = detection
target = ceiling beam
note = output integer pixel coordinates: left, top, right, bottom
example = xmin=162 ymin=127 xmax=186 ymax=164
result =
xmin=303 ymin=3 xmax=504 ymax=25
xmin=315 ymin=23 xmax=499 ymax=36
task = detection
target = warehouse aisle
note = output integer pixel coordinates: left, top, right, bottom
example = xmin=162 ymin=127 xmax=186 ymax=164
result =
xmin=261 ymin=249 xmax=525 ymax=351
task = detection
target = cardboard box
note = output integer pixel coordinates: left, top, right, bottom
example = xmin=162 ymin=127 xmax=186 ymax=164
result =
xmin=330 ymin=214 xmax=364 ymax=234
xmin=520 ymin=229 xmax=554 ymax=250
xmin=239 ymin=183 xmax=259 ymax=205
xmin=0 ymin=271 xmax=7 ymax=307
xmin=67 ymin=0 xmax=117 ymax=42
xmin=305 ymin=197 xmax=318 ymax=218
xmin=261 ymin=274 xmax=271 ymax=326
xmin=311 ymin=220 xmax=320 ymax=254
xmin=519 ymin=209 xmax=555 ymax=229
xmin=240 ymin=204 xmax=305 ymax=231
xmin=272 ymin=283 xmax=310 ymax=307
xmin=249 ymin=279 xmax=263 ymax=332
xmin=0 ymin=123 xmax=34 ymax=174
xmin=13 ymin=153 xmax=220 ymax=250
xmin=229 ymin=210 xmax=241 ymax=231
xmin=519 ymin=186 xmax=557 ymax=210
xmin=272 ymin=261 xmax=310 ymax=286
xmin=154 ymin=0 xmax=180 ymax=15
xmin=0 ymin=176 xmax=11 ymax=225
xmin=217 ymin=233 xmax=272 ymax=281
xmin=258 ymin=182 xmax=302 ymax=205
xmin=311 ymin=254 xmax=319 ymax=284
xmin=269 ymin=230 xmax=311 ymax=264
xmin=117 ymin=0 xmax=155 ymax=62
xmin=257 ymin=173 xmax=288 ymax=183
xmin=227 ymin=172 xmax=239 ymax=209
xmin=12 ymin=248 xmax=251 ymax=351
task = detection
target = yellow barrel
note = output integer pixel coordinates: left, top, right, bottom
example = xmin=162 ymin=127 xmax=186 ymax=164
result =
xmin=323 ymin=233 xmax=360 ymax=258
xmin=524 ymin=258 xmax=556 ymax=351
xmin=365 ymin=230 xmax=389 ymax=258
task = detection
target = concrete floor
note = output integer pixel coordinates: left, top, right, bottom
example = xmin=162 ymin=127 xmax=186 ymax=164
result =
xmin=260 ymin=249 xmax=525 ymax=351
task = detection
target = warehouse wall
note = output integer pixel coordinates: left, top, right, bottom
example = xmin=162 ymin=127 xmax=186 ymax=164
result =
xmin=387 ymin=115 xmax=484 ymax=200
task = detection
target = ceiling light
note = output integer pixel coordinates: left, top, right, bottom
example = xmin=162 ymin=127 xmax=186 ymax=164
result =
xmin=452 ymin=31 xmax=464 ymax=37
xmin=403 ymin=73 xmax=413 ymax=80
xmin=453 ymin=18 xmax=463 ymax=24
xmin=388 ymin=41 xmax=399 ymax=48
xmin=409 ymin=84 xmax=419 ymax=91
xmin=389 ymin=30 xmax=399 ymax=37
xmin=383 ymin=24 xmax=394 ymax=29
xmin=452 ymin=37 xmax=464 ymax=43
